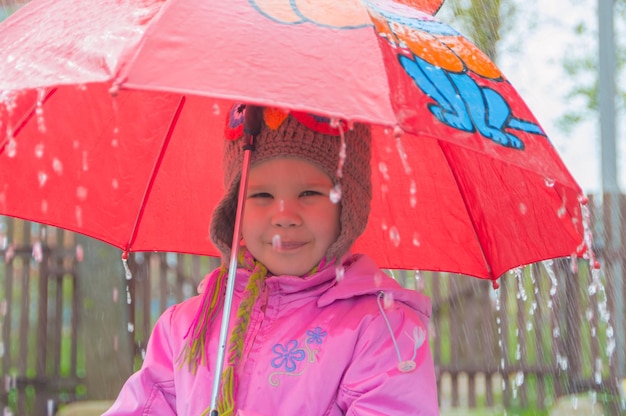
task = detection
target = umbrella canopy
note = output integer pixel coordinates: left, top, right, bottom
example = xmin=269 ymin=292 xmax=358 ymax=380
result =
xmin=0 ymin=0 xmax=585 ymax=281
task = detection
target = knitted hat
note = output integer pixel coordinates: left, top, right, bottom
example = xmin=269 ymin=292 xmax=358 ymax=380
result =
xmin=210 ymin=105 xmax=372 ymax=266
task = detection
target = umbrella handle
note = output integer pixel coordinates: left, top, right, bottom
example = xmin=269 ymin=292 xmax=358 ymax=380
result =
xmin=209 ymin=106 xmax=262 ymax=415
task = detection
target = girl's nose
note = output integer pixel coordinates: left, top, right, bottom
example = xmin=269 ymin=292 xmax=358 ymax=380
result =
xmin=271 ymin=199 xmax=301 ymax=228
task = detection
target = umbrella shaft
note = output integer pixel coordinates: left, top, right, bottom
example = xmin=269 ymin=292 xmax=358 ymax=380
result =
xmin=209 ymin=148 xmax=253 ymax=414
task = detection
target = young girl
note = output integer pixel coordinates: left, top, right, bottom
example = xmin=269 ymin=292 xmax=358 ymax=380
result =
xmin=104 ymin=106 xmax=439 ymax=415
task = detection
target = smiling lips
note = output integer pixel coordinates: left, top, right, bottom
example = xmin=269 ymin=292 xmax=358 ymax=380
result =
xmin=272 ymin=240 xmax=307 ymax=251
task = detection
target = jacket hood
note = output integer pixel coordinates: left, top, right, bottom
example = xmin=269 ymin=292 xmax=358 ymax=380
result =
xmin=317 ymin=254 xmax=432 ymax=324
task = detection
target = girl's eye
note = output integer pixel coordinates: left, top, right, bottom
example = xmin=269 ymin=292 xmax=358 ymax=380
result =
xmin=249 ymin=192 xmax=273 ymax=199
xmin=300 ymin=190 xmax=323 ymax=197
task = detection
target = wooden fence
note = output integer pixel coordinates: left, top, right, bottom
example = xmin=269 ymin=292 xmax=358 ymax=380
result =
xmin=0 ymin=194 xmax=624 ymax=415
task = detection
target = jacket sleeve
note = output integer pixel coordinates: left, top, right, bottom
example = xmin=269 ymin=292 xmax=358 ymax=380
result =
xmin=336 ymin=300 xmax=439 ymax=415
xmin=102 ymin=306 xmax=178 ymax=416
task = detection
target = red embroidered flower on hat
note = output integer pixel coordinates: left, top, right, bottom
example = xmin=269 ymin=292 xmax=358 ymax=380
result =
xmin=291 ymin=112 xmax=346 ymax=136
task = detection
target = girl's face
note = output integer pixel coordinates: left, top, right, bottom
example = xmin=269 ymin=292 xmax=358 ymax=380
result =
xmin=241 ymin=158 xmax=340 ymax=277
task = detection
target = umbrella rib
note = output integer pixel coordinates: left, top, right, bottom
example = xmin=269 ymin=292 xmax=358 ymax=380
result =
xmin=437 ymin=141 xmax=495 ymax=281
xmin=124 ymin=96 xmax=186 ymax=253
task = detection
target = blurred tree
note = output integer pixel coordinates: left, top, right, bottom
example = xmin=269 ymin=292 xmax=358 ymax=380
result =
xmin=438 ymin=0 xmax=519 ymax=61
xmin=557 ymin=0 xmax=625 ymax=134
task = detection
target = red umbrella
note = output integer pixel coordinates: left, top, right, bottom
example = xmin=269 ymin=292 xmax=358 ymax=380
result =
xmin=0 ymin=0 xmax=586 ymax=280
xmin=0 ymin=0 xmax=590 ymax=411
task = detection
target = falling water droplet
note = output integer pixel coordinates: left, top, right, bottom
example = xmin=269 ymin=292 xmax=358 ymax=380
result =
xmin=82 ymin=150 xmax=89 ymax=171
xmin=112 ymin=287 xmax=118 ymax=303
xmin=127 ymin=322 xmax=135 ymax=333
xmin=329 ymin=185 xmax=342 ymax=204
xmin=272 ymin=234 xmax=281 ymax=250
xmin=41 ymin=200 xmax=48 ymax=213
xmin=519 ymin=203 xmax=527 ymax=215
xmin=6 ymin=138 xmax=17 ymax=158
xmin=36 ymin=88 xmax=46 ymax=133
xmin=383 ymin=292 xmax=394 ymax=309
xmin=75 ymin=206 xmax=83 ymax=227
xmin=112 ymin=179 xmax=119 ymax=189
xmin=393 ymin=125 xmax=403 ymax=138
xmin=544 ymin=178 xmax=555 ymax=187
xmin=50 ymin=159 xmax=62 ymax=176
xmin=410 ymin=180 xmax=417 ymax=208
xmin=374 ymin=271 xmax=383 ymax=287
xmin=378 ymin=162 xmax=390 ymax=181
xmin=38 ymin=172 xmax=48 ymax=187
xmin=76 ymin=186 xmax=88 ymax=201
xmin=412 ymin=233 xmax=421 ymax=247
xmin=389 ymin=226 xmax=400 ymax=247
xmin=212 ymin=103 xmax=220 ymax=115
xmin=32 ymin=242 xmax=43 ymax=263
xmin=335 ymin=265 xmax=345 ymax=282
xmin=34 ymin=144 xmax=44 ymax=158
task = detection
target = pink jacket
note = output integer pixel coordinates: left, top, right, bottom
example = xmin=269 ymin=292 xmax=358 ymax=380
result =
xmin=104 ymin=254 xmax=439 ymax=415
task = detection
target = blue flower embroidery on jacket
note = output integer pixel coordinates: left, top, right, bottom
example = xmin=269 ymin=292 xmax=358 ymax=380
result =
xmin=268 ymin=326 xmax=327 ymax=386
xmin=306 ymin=327 xmax=327 ymax=345
xmin=271 ymin=340 xmax=305 ymax=372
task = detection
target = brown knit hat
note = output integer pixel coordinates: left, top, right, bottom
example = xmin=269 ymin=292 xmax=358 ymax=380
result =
xmin=210 ymin=105 xmax=372 ymax=265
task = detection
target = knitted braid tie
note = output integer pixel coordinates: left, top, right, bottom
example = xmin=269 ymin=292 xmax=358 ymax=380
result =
xmin=178 ymin=265 xmax=228 ymax=373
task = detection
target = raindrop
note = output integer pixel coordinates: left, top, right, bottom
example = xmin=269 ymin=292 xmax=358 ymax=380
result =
xmin=544 ymin=178 xmax=555 ymax=187
xmin=38 ymin=172 xmax=48 ymax=187
xmin=127 ymin=322 xmax=134 ymax=333
xmin=6 ymin=138 xmax=16 ymax=158
xmin=329 ymin=117 xmax=340 ymax=128
xmin=374 ymin=271 xmax=383 ymax=287
xmin=36 ymin=88 xmax=46 ymax=133
xmin=75 ymin=206 xmax=83 ymax=227
xmin=113 ymin=336 xmax=118 ymax=352
xmin=112 ymin=179 xmax=119 ymax=189
xmin=394 ymin=131 xmax=412 ymax=175
xmin=272 ymin=234 xmax=282 ymax=250
xmin=515 ymin=371 xmax=525 ymax=386
xmin=378 ymin=162 xmax=390 ymax=181
xmin=412 ymin=233 xmax=420 ymax=247
xmin=111 ymin=138 xmax=119 ymax=147
xmin=34 ymin=144 xmax=44 ymax=158
xmin=75 ymin=245 xmax=84 ymax=262
xmin=557 ymin=205 xmax=566 ymax=218
xmin=76 ymin=186 xmax=88 ymax=201
xmin=519 ymin=203 xmax=527 ymax=215
xmin=31 ymin=242 xmax=43 ymax=263
xmin=389 ymin=226 xmax=400 ymax=247
xmin=4 ymin=245 xmax=14 ymax=262
xmin=409 ymin=180 xmax=417 ymax=208
xmin=82 ymin=150 xmax=89 ymax=171
xmin=383 ymin=292 xmax=394 ymax=309
xmin=47 ymin=400 xmax=54 ymax=416
xmin=41 ymin=200 xmax=48 ymax=213
xmin=212 ymin=103 xmax=220 ymax=115
xmin=329 ymin=185 xmax=342 ymax=204
xmin=335 ymin=266 xmax=345 ymax=282
xmin=393 ymin=125 xmax=403 ymax=138
xmin=381 ymin=220 xmax=388 ymax=231
xmin=112 ymin=287 xmax=118 ymax=303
